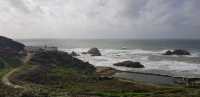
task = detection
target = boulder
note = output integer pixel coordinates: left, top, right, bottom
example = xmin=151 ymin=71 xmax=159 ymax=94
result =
xmin=87 ymin=48 xmax=101 ymax=56
xmin=113 ymin=61 xmax=144 ymax=68
xmin=163 ymin=49 xmax=190 ymax=55
xmin=70 ymin=51 xmax=80 ymax=56
xmin=173 ymin=49 xmax=191 ymax=55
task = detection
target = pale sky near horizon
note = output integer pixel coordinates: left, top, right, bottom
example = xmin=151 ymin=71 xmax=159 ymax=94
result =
xmin=0 ymin=0 xmax=200 ymax=39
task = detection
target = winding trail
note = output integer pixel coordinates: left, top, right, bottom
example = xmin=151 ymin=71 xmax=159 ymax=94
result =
xmin=2 ymin=68 xmax=24 ymax=89
xmin=1 ymin=53 xmax=32 ymax=89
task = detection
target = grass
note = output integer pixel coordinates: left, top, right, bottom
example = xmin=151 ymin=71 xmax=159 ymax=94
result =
xmin=0 ymin=68 xmax=23 ymax=97
xmin=0 ymin=56 xmax=22 ymax=68
xmin=0 ymin=68 xmax=13 ymax=78
xmin=95 ymin=92 xmax=150 ymax=97
xmin=2 ymin=62 xmax=200 ymax=97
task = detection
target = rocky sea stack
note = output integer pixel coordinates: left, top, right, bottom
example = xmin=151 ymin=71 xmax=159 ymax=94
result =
xmin=163 ymin=49 xmax=191 ymax=55
xmin=113 ymin=61 xmax=144 ymax=68
xmin=87 ymin=48 xmax=102 ymax=56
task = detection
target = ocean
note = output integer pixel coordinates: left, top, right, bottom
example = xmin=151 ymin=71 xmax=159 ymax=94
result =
xmin=18 ymin=39 xmax=200 ymax=78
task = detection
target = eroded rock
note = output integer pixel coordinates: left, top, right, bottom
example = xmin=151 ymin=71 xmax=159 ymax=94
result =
xmin=87 ymin=48 xmax=101 ymax=56
xmin=163 ymin=49 xmax=190 ymax=55
xmin=113 ymin=61 xmax=144 ymax=68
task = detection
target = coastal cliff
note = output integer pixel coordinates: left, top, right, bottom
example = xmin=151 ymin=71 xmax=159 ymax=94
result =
xmin=0 ymin=36 xmax=200 ymax=97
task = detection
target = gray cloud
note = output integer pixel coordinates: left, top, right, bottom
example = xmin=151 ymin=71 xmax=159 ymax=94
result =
xmin=0 ymin=0 xmax=199 ymax=39
xmin=7 ymin=0 xmax=30 ymax=13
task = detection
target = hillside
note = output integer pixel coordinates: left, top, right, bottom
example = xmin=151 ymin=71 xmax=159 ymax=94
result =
xmin=12 ymin=51 xmax=97 ymax=85
xmin=0 ymin=36 xmax=200 ymax=97
xmin=8 ymin=50 xmax=200 ymax=97
xmin=0 ymin=36 xmax=25 ymax=55
xmin=9 ymin=51 xmax=158 ymax=97
xmin=0 ymin=36 xmax=25 ymax=68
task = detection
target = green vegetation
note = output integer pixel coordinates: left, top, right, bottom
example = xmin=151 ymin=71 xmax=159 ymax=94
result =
xmin=0 ymin=68 xmax=21 ymax=97
xmin=0 ymin=68 xmax=12 ymax=78
xmin=8 ymin=63 xmax=200 ymax=97
xmin=1 ymin=51 xmax=200 ymax=97
xmin=0 ymin=56 xmax=22 ymax=68
xmin=95 ymin=92 xmax=151 ymax=97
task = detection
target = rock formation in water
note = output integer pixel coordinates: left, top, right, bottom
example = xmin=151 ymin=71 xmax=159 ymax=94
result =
xmin=87 ymin=48 xmax=102 ymax=56
xmin=163 ymin=49 xmax=190 ymax=55
xmin=113 ymin=61 xmax=144 ymax=68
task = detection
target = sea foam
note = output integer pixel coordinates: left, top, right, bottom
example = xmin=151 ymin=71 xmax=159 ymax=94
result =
xmin=61 ymin=48 xmax=200 ymax=77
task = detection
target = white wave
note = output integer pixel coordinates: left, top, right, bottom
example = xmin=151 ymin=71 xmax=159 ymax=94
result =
xmin=143 ymin=60 xmax=200 ymax=71
xmin=59 ymin=48 xmax=89 ymax=53
xmin=61 ymin=48 xmax=200 ymax=76
xmin=102 ymin=49 xmax=165 ymax=55
xmin=189 ymin=51 xmax=200 ymax=57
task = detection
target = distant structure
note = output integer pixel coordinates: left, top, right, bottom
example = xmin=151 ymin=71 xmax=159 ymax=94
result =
xmin=25 ymin=45 xmax=58 ymax=53
xmin=174 ymin=77 xmax=200 ymax=86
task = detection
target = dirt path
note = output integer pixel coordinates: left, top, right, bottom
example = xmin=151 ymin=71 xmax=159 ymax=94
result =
xmin=1 ymin=53 xmax=32 ymax=89
xmin=1 ymin=68 xmax=24 ymax=89
xmin=23 ymin=53 xmax=32 ymax=64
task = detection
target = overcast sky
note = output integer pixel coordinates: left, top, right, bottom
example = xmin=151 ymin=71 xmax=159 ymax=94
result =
xmin=0 ymin=0 xmax=199 ymax=39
